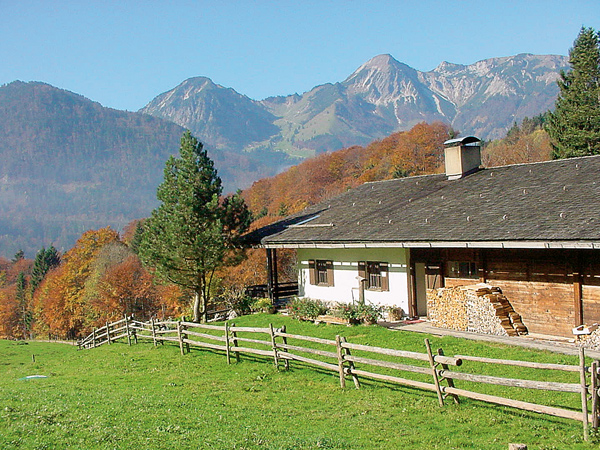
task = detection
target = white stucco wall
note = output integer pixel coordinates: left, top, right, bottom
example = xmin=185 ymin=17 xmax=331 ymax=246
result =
xmin=296 ymin=247 xmax=410 ymax=312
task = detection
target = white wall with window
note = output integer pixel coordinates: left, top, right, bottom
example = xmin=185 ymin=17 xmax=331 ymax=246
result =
xmin=296 ymin=247 xmax=410 ymax=311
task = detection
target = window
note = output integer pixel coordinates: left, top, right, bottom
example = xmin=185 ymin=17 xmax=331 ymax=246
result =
xmin=316 ymin=260 xmax=329 ymax=285
xmin=358 ymin=261 xmax=389 ymax=291
xmin=447 ymin=261 xmax=478 ymax=279
xmin=368 ymin=261 xmax=382 ymax=289
xmin=308 ymin=260 xmax=334 ymax=286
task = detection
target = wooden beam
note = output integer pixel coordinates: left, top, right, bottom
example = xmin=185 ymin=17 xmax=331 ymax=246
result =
xmin=408 ymin=260 xmax=418 ymax=318
xmin=478 ymin=249 xmax=487 ymax=283
xmin=574 ymin=270 xmax=583 ymax=327
xmin=272 ymin=249 xmax=279 ymax=300
xmin=266 ymin=248 xmax=274 ymax=302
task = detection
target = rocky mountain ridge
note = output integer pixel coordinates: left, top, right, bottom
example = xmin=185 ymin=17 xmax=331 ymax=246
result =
xmin=141 ymin=53 xmax=569 ymax=157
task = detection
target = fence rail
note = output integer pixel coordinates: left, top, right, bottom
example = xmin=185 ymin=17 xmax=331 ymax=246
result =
xmin=79 ymin=316 xmax=600 ymax=440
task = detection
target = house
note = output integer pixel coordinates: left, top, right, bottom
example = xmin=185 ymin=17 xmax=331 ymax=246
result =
xmin=248 ymin=137 xmax=600 ymax=337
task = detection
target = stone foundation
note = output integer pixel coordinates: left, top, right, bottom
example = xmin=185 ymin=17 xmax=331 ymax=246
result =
xmin=427 ymin=284 xmax=528 ymax=336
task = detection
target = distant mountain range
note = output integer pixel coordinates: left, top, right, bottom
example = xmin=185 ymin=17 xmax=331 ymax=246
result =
xmin=0 ymin=53 xmax=569 ymax=257
xmin=141 ymin=53 xmax=569 ymax=158
xmin=0 ymin=81 xmax=287 ymax=257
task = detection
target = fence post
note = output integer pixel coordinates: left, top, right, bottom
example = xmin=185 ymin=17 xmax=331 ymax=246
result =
xmin=335 ymin=335 xmax=346 ymax=388
xmin=592 ymin=361 xmax=599 ymax=431
xmin=341 ymin=336 xmax=360 ymax=389
xmin=437 ymin=347 xmax=460 ymax=404
xmin=280 ymin=325 xmax=289 ymax=371
xmin=269 ymin=323 xmax=280 ymax=369
xmin=150 ymin=318 xmax=157 ymax=347
xmin=177 ymin=321 xmax=185 ymax=356
xmin=231 ymin=323 xmax=240 ymax=363
xmin=124 ymin=315 xmax=131 ymax=346
xmin=579 ymin=346 xmax=589 ymax=441
xmin=92 ymin=328 xmax=96 ymax=348
xmin=225 ymin=322 xmax=232 ymax=364
xmin=425 ymin=339 xmax=444 ymax=407
xmin=106 ymin=322 xmax=111 ymax=345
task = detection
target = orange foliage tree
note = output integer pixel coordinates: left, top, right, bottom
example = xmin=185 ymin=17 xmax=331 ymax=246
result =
xmin=31 ymin=226 xmax=188 ymax=338
xmin=33 ymin=227 xmax=119 ymax=338
xmin=93 ymin=255 xmax=158 ymax=322
xmin=0 ymin=254 xmax=33 ymax=338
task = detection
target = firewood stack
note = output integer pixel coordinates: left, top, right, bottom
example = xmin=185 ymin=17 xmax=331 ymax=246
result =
xmin=427 ymin=284 xmax=528 ymax=336
xmin=427 ymin=286 xmax=469 ymax=331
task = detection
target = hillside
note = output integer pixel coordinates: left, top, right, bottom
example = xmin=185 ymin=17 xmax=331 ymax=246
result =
xmin=142 ymin=53 xmax=568 ymax=158
xmin=0 ymin=81 xmax=284 ymax=257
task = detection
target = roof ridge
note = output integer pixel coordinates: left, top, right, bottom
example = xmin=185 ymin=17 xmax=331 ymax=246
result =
xmin=485 ymin=154 xmax=600 ymax=171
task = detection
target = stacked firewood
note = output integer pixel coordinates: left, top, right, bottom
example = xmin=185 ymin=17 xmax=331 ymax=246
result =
xmin=427 ymin=284 xmax=528 ymax=336
xmin=577 ymin=327 xmax=600 ymax=350
xmin=427 ymin=287 xmax=469 ymax=331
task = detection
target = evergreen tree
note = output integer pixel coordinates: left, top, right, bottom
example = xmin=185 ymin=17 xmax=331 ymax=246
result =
xmin=547 ymin=27 xmax=600 ymax=158
xmin=140 ymin=131 xmax=251 ymax=323
xmin=30 ymin=246 xmax=61 ymax=295
xmin=129 ymin=221 xmax=144 ymax=255
xmin=12 ymin=249 xmax=24 ymax=263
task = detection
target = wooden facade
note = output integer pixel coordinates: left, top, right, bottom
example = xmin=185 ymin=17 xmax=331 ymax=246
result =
xmin=410 ymin=248 xmax=600 ymax=337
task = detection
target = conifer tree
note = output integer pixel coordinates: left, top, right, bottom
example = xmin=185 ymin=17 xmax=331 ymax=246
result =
xmin=547 ymin=27 xmax=600 ymax=158
xmin=30 ymin=246 xmax=61 ymax=295
xmin=140 ymin=131 xmax=251 ymax=323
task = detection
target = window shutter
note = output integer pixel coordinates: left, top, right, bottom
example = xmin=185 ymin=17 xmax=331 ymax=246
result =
xmin=358 ymin=261 xmax=366 ymax=280
xmin=380 ymin=262 xmax=389 ymax=291
xmin=326 ymin=260 xmax=335 ymax=287
xmin=308 ymin=260 xmax=316 ymax=285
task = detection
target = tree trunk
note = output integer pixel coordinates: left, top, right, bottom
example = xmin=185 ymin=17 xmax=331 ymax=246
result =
xmin=192 ymin=289 xmax=207 ymax=323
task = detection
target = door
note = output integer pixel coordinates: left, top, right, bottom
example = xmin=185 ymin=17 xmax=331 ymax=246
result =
xmin=414 ymin=262 xmax=444 ymax=317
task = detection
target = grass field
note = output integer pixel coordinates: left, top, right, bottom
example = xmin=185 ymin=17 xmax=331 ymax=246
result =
xmin=1 ymin=314 xmax=597 ymax=450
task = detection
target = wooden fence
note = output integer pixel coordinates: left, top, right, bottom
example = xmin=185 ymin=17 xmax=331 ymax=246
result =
xmin=79 ymin=317 xmax=600 ymax=440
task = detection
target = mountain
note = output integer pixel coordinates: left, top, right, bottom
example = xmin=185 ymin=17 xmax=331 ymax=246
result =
xmin=0 ymin=81 xmax=286 ymax=257
xmin=140 ymin=77 xmax=280 ymax=150
xmin=141 ymin=54 xmax=569 ymax=157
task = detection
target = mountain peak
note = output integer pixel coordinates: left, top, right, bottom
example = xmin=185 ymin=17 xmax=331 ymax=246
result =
xmin=350 ymin=53 xmax=408 ymax=76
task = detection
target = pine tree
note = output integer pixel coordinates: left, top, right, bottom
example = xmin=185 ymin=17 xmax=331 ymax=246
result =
xmin=140 ymin=131 xmax=251 ymax=323
xmin=30 ymin=246 xmax=61 ymax=295
xmin=547 ymin=27 xmax=600 ymax=158
xmin=12 ymin=249 xmax=24 ymax=263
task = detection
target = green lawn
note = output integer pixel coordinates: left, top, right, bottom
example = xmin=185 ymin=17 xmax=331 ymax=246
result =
xmin=0 ymin=314 xmax=596 ymax=450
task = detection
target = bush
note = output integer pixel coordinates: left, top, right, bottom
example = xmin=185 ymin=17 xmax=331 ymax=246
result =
xmin=331 ymin=302 xmax=383 ymax=324
xmin=331 ymin=303 xmax=359 ymax=321
xmin=251 ymin=297 xmax=274 ymax=313
xmin=288 ymin=297 xmax=328 ymax=320
xmin=356 ymin=302 xmax=383 ymax=324
xmin=222 ymin=287 xmax=254 ymax=315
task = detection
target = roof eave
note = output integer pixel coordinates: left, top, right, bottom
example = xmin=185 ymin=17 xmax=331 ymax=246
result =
xmin=261 ymin=240 xmax=600 ymax=250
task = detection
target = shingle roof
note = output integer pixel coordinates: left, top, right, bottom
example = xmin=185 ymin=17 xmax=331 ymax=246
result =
xmin=252 ymin=155 xmax=600 ymax=248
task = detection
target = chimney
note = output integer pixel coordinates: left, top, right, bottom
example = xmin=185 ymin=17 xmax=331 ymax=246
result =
xmin=443 ymin=136 xmax=482 ymax=180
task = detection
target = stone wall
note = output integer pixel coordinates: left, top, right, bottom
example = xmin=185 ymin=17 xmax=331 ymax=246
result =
xmin=427 ymin=283 xmax=527 ymax=336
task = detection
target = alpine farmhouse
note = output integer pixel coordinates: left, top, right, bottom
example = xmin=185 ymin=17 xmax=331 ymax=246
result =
xmin=249 ymin=137 xmax=600 ymax=337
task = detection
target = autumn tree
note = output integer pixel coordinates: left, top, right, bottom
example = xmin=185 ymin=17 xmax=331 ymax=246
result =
xmin=482 ymin=116 xmax=552 ymax=167
xmin=0 ymin=287 xmax=19 ymax=338
xmin=547 ymin=27 xmax=600 ymax=158
xmin=33 ymin=227 xmax=119 ymax=338
xmin=140 ymin=131 xmax=251 ymax=323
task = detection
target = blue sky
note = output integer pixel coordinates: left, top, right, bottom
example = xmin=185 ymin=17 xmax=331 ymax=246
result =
xmin=1 ymin=0 xmax=598 ymax=111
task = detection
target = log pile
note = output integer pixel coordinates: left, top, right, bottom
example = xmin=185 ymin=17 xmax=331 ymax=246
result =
xmin=577 ymin=327 xmax=600 ymax=351
xmin=427 ymin=287 xmax=469 ymax=331
xmin=427 ymin=284 xmax=528 ymax=336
